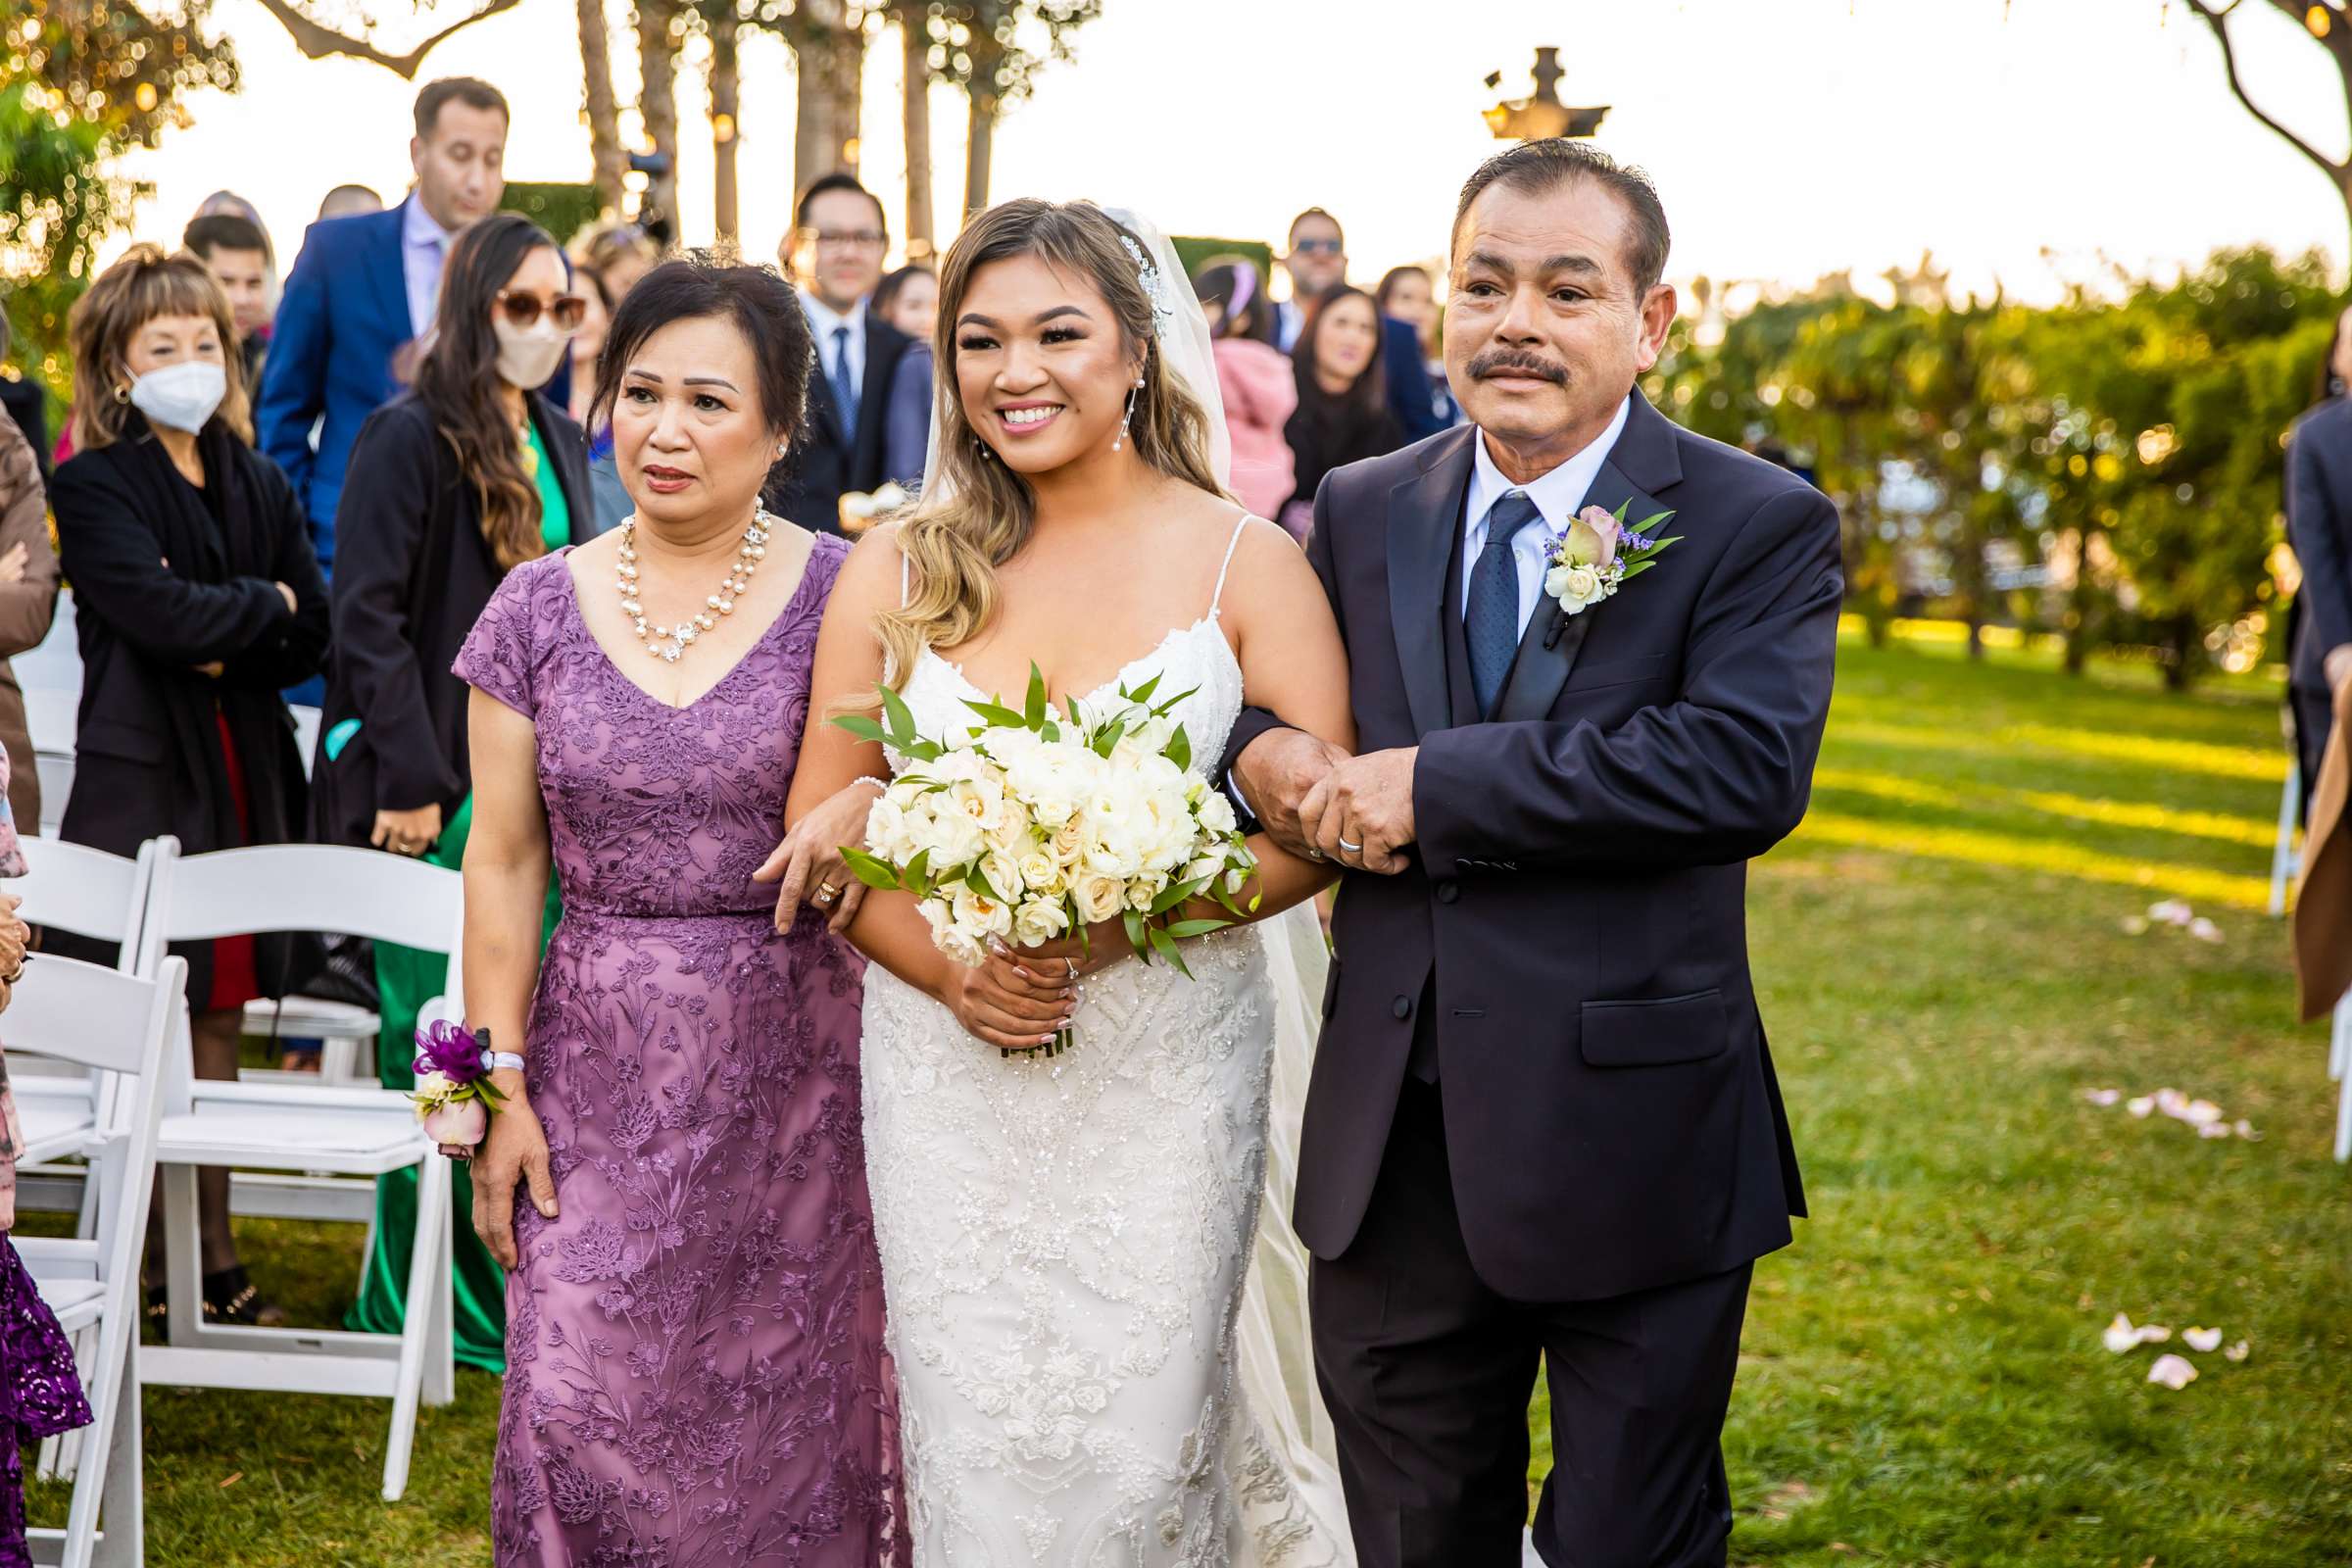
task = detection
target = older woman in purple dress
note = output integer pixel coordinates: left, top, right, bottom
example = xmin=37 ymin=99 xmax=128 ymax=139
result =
xmin=456 ymin=259 xmax=898 ymax=1564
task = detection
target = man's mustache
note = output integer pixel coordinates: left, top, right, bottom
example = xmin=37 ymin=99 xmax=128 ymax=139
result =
xmin=1467 ymin=351 xmax=1568 ymax=386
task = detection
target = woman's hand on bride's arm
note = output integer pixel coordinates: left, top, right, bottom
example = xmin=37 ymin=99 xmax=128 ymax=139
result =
xmin=941 ymin=949 xmax=1076 ymax=1052
xmin=756 ymin=778 xmax=878 ymax=935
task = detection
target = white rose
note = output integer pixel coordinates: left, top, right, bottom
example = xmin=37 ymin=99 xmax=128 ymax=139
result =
xmin=920 ymin=898 xmax=985 ymax=965
xmin=1016 ymin=847 xmax=1063 ymax=894
xmin=414 ymin=1069 xmax=457 ymax=1106
xmin=864 ymin=796 xmax=916 ymax=861
xmin=1128 ymin=874 xmax=1166 ymax=909
xmin=1074 ymin=872 xmax=1128 ymax=924
xmin=1012 ymin=896 xmax=1071 ymax=949
xmin=1052 ymin=817 xmax=1089 ymax=865
xmin=951 ymin=887 xmax=1014 ymax=942
xmin=1548 ymin=564 xmax=1606 ymax=612
xmin=982 ymin=850 xmax=1027 ymax=900
xmin=1196 ymin=790 xmax=1238 ymax=838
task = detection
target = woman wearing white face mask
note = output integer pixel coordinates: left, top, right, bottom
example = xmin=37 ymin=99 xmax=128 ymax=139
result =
xmin=310 ymin=213 xmax=591 ymax=1370
xmin=51 ymin=245 xmax=329 ymax=1327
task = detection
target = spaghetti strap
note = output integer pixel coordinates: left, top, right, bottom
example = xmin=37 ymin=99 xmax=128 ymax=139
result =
xmin=1208 ymin=512 xmax=1251 ymax=617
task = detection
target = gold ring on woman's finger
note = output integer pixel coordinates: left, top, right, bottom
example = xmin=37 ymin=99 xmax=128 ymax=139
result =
xmin=815 ymin=882 xmax=840 ymax=906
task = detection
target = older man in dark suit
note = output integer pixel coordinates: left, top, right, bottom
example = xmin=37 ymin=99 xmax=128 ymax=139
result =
xmin=1225 ymin=140 xmax=1841 ymax=1567
xmin=2287 ymin=326 xmax=2352 ymax=808
xmin=767 ymin=173 xmax=919 ymax=534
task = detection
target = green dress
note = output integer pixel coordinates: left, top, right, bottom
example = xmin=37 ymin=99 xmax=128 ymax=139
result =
xmin=345 ymin=425 xmax=571 ymax=1371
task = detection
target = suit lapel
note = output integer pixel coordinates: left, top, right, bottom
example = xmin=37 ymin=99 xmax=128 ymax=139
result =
xmin=1387 ymin=429 xmax=1476 ymax=740
xmin=855 ymin=318 xmax=910 ymax=476
xmin=1493 ymin=396 xmax=1683 ymax=724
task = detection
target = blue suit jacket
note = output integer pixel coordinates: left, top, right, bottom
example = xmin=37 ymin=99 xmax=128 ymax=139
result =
xmin=1382 ymin=315 xmax=1449 ymax=444
xmin=255 ymin=202 xmax=416 ymax=577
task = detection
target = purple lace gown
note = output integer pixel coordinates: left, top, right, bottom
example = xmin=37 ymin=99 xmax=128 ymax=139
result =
xmin=454 ymin=535 xmax=899 ymax=1566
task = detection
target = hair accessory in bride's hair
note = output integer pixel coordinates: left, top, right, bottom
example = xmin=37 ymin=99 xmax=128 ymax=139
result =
xmin=1118 ymin=232 xmax=1177 ymax=342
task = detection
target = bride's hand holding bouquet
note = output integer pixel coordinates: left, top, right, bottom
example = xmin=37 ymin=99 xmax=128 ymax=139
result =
xmin=836 ymin=664 xmax=1259 ymax=1057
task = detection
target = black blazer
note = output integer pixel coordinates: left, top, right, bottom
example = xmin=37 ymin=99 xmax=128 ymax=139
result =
xmin=312 ymin=391 xmax=590 ymax=849
xmin=764 ymin=305 xmax=914 ymax=535
xmin=2287 ymin=397 xmax=2352 ymax=698
xmin=52 ymin=417 xmax=329 ymax=999
xmin=1225 ymin=395 xmax=1842 ymax=1303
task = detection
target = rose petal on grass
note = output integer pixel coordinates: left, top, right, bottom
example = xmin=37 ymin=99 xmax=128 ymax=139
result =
xmin=2182 ymin=1099 xmax=2224 ymax=1126
xmin=2149 ymin=899 xmax=2194 ymax=926
xmin=2154 ymin=1088 xmax=2188 ymax=1116
xmin=2234 ymin=1120 xmax=2262 ymax=1141
xmin=2083 ymin=1088 xmax=2123 ymax=1106
xmin=2127 ymin=1096 xmax=2156 ymax=1118
xmin=2102 ymin=1313 xmax=2141 ymax=1353
xmin=2226 ymin=1341 xmax=2251 ymax=1362
xmin=2197 ymin=1121 xmax=2232 ymax=1139
xmin=2183 ymin=1327 xmax=2223 ymax=1352
xmin=2147 ymin=1353 xmax=2198 ymax=1389
xmin=2122 ymin=915 xmax=2151 ymax=935
xmin=2188 ymin=916 xmax=2224 ymax=944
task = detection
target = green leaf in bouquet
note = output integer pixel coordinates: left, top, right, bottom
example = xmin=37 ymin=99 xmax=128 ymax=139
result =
xmin=1146 ymin=923 xmax=1195 ymax=978
xmin=1125 ymin=671 xmax=1163 ymax=707
xmin=1122 ymin=908 xmax=1148 ymax=956
xmin=832 ymin=712 xmax=890 ymax=746
xmin=1025 ymin=663 xmax=1050 ymax=728
xmin=1152 ymin=875 xmax=1206 ymax=915
xmin=1093 ymin=717 xmax=1128 ymax=759
xmin=905 ymin=847 xmax=933 ymax=898
xmin=965 ymin=864 xmax=1004 ymax=904
xmin=879 ymin=682 xmax=921 ymax=744
xmin=1151 ymin=684 xmax=1200 ymax=719
xmin=839 ymin=845 xmax=904 ymax=890
xmin=1042 ymin=718 xmax=1060 ymax=744
xmin=905 ymin=738 xmax=944 ymax=763
xmin=962 ymin=698 xmax=1030 ymax=730
xmin=1167 ymin=724 xmax=1192 ymax=772
xmin=1620 ymin=560 xmax=1657 ymax=579
xmin=1164 ymin=917 xmax=1229 ymax=939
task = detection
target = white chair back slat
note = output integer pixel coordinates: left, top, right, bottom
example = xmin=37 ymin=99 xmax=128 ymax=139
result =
xmin=19 ymin=838 xmax=153 ymax=972
xmin=144 ymin=844 xmax=461 ymax=960
xmin=11 ymin=958 xmax=172 ymax=1079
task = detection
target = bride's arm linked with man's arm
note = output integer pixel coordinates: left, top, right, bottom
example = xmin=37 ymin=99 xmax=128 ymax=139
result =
xmin=1233 ymin=470 xmax=1843 ymax=875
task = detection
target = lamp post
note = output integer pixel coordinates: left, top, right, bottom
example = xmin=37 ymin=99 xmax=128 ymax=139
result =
xmin=1482 ymin=46 xmax=1608 ymax=141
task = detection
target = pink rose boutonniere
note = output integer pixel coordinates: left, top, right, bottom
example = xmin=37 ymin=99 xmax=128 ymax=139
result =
xmin=1542 ymin=501 xmax=1681 ymax=618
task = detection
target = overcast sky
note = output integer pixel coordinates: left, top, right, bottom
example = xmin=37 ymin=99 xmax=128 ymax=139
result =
xmin=117 ymin=0 xmax=2352 ymax=305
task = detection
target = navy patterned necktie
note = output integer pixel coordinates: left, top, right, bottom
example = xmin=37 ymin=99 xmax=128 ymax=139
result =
xmin=1466 ymin=489 xmax=1541 ymax=717
xmin=830 ymin=325 xmax=858 ymax=442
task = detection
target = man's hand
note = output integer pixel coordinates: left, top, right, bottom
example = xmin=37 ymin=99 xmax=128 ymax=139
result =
xmin=1298 ymin=748 xmax=1419 ymax=874
xmin=1232 ymin=728 xmax=1348 ymax=861
xmin=2327 ymin=643 xmax=2352 ymax=695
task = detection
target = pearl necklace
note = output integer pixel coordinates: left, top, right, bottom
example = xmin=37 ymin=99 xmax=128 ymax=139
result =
xmin=616 ymin=507 xmax=772 ymax=663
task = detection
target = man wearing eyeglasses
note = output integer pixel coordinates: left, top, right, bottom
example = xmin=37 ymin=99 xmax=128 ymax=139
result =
xmin=769 ymin=172 xmax=922 ymax=535
xmin=1276 ymin=207 xmax=1446 ymax=444
xmin=257 ymin=75 xmax=543 ymax=581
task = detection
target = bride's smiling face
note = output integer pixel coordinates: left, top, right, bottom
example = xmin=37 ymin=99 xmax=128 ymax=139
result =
xmin=952 ymin=253 xmax=1142 ymax=475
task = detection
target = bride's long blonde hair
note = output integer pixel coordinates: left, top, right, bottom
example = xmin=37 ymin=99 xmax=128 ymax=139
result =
xmin=878 ymin=199 xmax=1229 ymax=692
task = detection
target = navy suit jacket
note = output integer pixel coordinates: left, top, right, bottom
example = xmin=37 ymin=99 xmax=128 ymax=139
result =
xmin=1223 ymin=395 xmax=1839 ymax=1301
xmin=2287 ymin=397 xmax=2352 ymax=697
xmin=1382 ymin=315 xmax=1448 ymax=444
xmin=256 ymin=202 xmax=416 ymax=576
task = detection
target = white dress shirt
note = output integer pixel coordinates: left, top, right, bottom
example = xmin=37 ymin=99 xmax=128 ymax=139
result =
xmin=400 ymin=196 xmax=453 ymax=337
xmin=1460 ymin=396 xmax=1632 ymax=637
xmin=1274 ymin=298 xmax=1305 ymax=355
xmin=799 ymin=287 xmax=868 ymax=405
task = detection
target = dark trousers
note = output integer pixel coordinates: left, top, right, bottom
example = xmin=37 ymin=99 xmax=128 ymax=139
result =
xmin=1310 ymin=1079 xmax=1752 ymax=1568
xmin=2295 ymin=679 xmax=2333 ymax=824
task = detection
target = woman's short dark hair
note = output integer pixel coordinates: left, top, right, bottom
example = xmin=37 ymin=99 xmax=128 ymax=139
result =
xmin=1193 ymin=260 xmax=1273 ymax=345
xmin=1375 ymin=264 xmax=1431 ymax=318
xmin=591 ymin=258 xmax=813 ymax=440
xmin=1451 ymin=139 xmax=1671 ymax=294
xmin=872 ymin=263 xmax=933 ymax=323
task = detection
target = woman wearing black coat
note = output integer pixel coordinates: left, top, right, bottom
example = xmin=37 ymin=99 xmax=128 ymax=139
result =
xmin=51 ymin=246 xmax=329 ymax=1325
xmin=312 ymin=214 xmax=587 ymax=1371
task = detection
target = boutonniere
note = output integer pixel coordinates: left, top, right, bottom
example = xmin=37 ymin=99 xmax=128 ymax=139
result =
xmin=1543 ymin=501 xmax=1682 ymax=618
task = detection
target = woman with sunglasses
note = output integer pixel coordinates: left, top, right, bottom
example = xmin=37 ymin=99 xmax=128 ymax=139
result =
xmin=314 ymin=213 xmax=590 ymax=1371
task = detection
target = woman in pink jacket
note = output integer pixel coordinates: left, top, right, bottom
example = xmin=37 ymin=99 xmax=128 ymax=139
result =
xmin=1194 ymin=261 xmax=1298 ymax=523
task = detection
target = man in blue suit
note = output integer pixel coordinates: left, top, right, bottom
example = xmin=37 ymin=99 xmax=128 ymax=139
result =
xmin=1273 ymin=206 xmax=1447 ymax=444
xmin=257 ymin=76 xmax=511 ymax=578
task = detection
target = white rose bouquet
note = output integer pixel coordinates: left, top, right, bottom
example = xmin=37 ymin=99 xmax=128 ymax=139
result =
xmin=835 ymin=665 xmax=1259 ymax=1055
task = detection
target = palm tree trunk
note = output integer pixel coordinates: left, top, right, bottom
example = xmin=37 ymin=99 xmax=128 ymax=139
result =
xmin=900 ymin=3 xmax=934 ymax=256
xmin=576 ymin=0 xmax=626 ymax=213
xmin=960 ymin=42 xmax=1000 ymax=219
xmin=792 ymin=2 xmax=865 ymax=193
xmin=710 ymin=6 xmax=741 ymax=247
xmin=636 ymin=0 xmax=682 ymax=237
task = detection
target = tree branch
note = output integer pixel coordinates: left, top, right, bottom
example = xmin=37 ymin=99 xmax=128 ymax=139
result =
xmin=249 ymin=0 xmax=523 ymax=79
xmin=2184 ymin=0 xmax=2348 ymax=180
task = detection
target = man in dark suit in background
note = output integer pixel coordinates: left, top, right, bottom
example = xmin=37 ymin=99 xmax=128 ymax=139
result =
xmin=2287 ymin=311 xmax=2352 ymax=809
xmin=256 ymin=75 xmax=510 ymax=578
xmin=1226 ymin=140 xmax=1840 ymax=1566
xmin=768 ymin=173 xmax=916 ymax=535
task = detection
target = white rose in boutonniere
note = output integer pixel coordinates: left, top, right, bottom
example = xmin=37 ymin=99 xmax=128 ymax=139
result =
xmin=1541 ymin=501 xmax=1683 ymax=619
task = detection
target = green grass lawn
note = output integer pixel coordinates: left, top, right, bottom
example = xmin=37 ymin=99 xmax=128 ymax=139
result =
xmin=40 ymin=625 xmax=2352 ymax=1566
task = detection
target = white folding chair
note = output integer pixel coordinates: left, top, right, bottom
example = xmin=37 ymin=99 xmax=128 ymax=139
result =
xmin=11 ymin=952 xmax=185 ymax=1568
xmin=20 ymin=689 xmax=76 ymax=842
xmin=11 ymin=839 xmax=160 ymax=1224
xmin=2271 ymin=765 xmax=2302 ymax=919
xmin=137 ymin=841 xmax=462 ymax=1501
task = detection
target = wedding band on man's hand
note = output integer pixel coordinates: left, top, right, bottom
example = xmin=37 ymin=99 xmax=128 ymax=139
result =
xmin=1337 ymin=837 xmax=1363 ymax=854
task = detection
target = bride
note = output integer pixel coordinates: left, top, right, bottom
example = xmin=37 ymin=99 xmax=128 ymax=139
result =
xmin=786 ymin=200 xmax=1355 ymax=1563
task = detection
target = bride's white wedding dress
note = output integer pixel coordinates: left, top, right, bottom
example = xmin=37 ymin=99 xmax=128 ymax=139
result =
xmin=861 ymin=517 xmax=1350 ymax=1565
